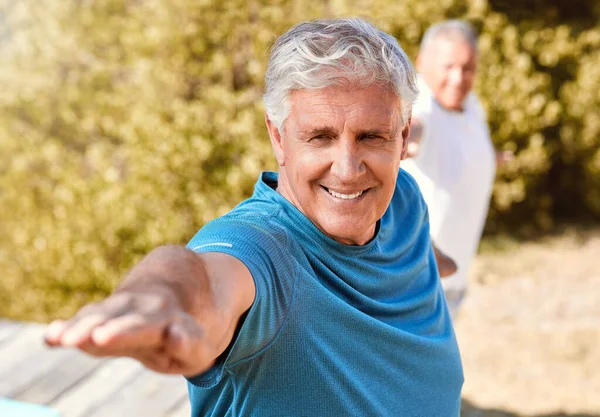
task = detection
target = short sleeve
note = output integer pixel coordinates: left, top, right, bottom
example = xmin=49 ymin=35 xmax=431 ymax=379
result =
xmin=185 ymin=215 xmax=297 ymax=388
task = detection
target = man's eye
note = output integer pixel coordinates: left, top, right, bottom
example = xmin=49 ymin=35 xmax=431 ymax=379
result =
xmin=361 ymin=134 xmax=386 ymax=143
xmin=310 ymin=135 xmax=331 ymax=142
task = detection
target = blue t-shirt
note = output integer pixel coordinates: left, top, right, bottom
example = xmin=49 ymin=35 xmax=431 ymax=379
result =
xmin=186 ymin=171 xmax=463 ymax=416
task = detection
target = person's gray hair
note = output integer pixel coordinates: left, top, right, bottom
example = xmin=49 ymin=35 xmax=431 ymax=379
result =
xmin=264 ymin=18 xmax=418 ymax=132
xmin=420 ymin=19 xmax=478 ymax=52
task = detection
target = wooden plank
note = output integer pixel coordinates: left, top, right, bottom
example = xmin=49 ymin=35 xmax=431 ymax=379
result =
xmin=50 ymin=357 xmax=144 ymax=417
xmin=0 ymin=320 xmax=24 ymax=346
xmin=15 ymin=349 xmax=106 ymax=405
xmin=86 ymin=370 xmax=188 ymax=417
xmin=166 ymin=398 xmax=192 ymax=417
xmin=0 ymin=323 xmax=48 ymax=379
xmin=0 ymin=321 xmax=191 ymax=416
xmin=0 ymin=343 xmax=76 ymax=398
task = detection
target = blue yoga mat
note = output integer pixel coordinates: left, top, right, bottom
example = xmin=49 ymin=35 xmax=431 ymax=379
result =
xmin=0 ymin=398 xmax=60 ymax=417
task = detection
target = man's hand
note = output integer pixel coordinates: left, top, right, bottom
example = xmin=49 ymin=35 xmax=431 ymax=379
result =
xmin=432 ymin=243 xmax=457 ymax=278
xmin=44 ymin=246 xmax=255 ymax=377
xmin=495 ymin=149 xmax=514 ymax=167
xmin=44 ymin=290 xmax=219 ymax=377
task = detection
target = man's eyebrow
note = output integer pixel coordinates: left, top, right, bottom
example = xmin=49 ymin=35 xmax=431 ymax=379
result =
xmin=357 ymin=125 xmax=402 ymax=138
xmin=359 ymin=128 xmax=391 ymax=136
xmin=297 ymin=125 xmax=399 ymax=137
xmin=298 ymin=126 xmax=338 ymax=137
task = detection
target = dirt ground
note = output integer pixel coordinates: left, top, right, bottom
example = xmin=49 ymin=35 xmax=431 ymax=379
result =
xmin=456 ymin=228 xmax=600 ymax=417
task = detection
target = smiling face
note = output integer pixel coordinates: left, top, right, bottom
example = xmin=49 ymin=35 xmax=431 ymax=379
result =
xmin=418 ymin=38 xmax=477 ymax=111
xmin=266 ymin=84 xmax=410 ymax=245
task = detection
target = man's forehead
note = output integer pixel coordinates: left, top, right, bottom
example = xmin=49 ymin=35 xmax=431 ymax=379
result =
xmin=291 ymin=114 xmax=401 ymax=137
xmin=290 ymin=88 xmax=400 ymax=113
xmin=286 ymin=85 xmax=402 ymax=130
xmin=292 ymin=106 xmax=400 ymax=127
xmin=428 ymin=37 xmax=477 ymax=57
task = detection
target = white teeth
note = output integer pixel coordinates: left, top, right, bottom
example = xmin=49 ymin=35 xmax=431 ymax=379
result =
xmin=328 ymin=189 xmax=363 ymax=200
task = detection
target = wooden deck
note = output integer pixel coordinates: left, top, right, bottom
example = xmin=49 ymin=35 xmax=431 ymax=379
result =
xmin=0 ymin=320 xmax=191 ymax=417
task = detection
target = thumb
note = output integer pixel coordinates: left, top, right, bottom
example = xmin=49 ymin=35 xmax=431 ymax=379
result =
xmin=164 ymin=314 xmax=219 ymax=376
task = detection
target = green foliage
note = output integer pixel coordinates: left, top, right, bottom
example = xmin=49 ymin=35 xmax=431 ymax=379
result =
xmin=0 ymin=0 xmax=597 ymax=320
xmin=0 ymin=0 xmax=326 ymax=320
xmin=475 ymin=1 xmax=600 ymax=234
xmin=370 ymin=0 xmax=600 ymax=234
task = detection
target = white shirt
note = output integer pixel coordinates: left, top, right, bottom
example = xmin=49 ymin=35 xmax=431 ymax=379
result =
xmin=401 ymin=78 xmax=496 ymax=291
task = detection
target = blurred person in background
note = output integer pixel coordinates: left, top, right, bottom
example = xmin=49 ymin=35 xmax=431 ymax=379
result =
xmin=44 ymin=18 xmax=463 ymax=416
xmin=402 ymin=19 xmax=512 ymax=319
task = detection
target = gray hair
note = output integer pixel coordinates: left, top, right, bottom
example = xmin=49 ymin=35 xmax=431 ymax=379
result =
xmin=264 ymin=18 xmax=418 ymax=132
xmin=420 ymin=19 xmax=478 ymax=52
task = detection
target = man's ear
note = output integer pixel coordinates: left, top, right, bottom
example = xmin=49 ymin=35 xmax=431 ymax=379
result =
xmin=415 ymin=53 xmax=424 ymax=72
xmin=400 ymin=116 xmax=411 ymax=160
xmin=265 ymin=114 xmax=285 ymax=167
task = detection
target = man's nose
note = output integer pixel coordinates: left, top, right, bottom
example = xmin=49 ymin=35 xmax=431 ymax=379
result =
xmin=330 ymin=139 xmax=365 ymax=181
xmin=448 ymin=68 xmax=465 ymax=85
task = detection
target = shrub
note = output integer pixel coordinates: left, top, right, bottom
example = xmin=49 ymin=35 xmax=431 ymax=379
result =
xmin=0 ymin=0 xmax=597 ymax=320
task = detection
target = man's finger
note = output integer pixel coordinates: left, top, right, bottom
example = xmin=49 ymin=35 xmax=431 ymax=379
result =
xmin=45 ymin=320 xmax=68 ymax=346
xmin=45 ymin=295 xmax=134 ymax=347
xmin=90 ymin=313 xmax=166 ymax=350
xmin=135 ymin=350 xmax=182 ymax=374
xmin=60 ymin=314 xmax=110 ymax=347
xmin=73 ymin=339 xmax=122 ymax=358
xmin=163 ymin=318 xmax=218 ymax=377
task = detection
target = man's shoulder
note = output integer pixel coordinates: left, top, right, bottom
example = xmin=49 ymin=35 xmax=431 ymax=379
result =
xmin=380 ymin=169 xmax=429 ymax=247
xmin=395 ymin=169 xmax=427 ymax=210
xmin=211 ymin=198 xmax=287 ymax=235
xmin=397 ymin=168 xmax=422 ymax=193
xmin=465 ymin=92 xmax=487 ymax=121
xmin=187 ymin=195 xmax=290 ymax=251
xmin=230 ymin=195 xmax=284 ymax=221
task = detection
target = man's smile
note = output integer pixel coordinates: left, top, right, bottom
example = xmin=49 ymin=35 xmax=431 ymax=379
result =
xmin=321 ymin=186 xmax=370 ymax=200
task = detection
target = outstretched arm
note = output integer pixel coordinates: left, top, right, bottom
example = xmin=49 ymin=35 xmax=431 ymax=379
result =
xmin=495 ymin=149 xmax=514 ymax=167
xmin=44 ymin=245 xmax=255 ymax=377
xmin=432 ymin=243 xmax=457 ymax=278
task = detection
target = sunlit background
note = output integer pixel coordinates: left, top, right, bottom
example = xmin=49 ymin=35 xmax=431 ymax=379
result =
xmin=0 ymin=1 xmax=598 ymax=415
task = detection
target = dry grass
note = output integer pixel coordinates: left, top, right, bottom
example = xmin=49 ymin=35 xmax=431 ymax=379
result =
xmin=457 ymin=227 xmax=600 ymax=417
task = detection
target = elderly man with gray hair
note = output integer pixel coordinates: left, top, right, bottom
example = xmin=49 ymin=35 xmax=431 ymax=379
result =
xmin=45 ymin=18 xmax=463 ymax=416
xmin=403 ymin=19 xmax=511 ymax=319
